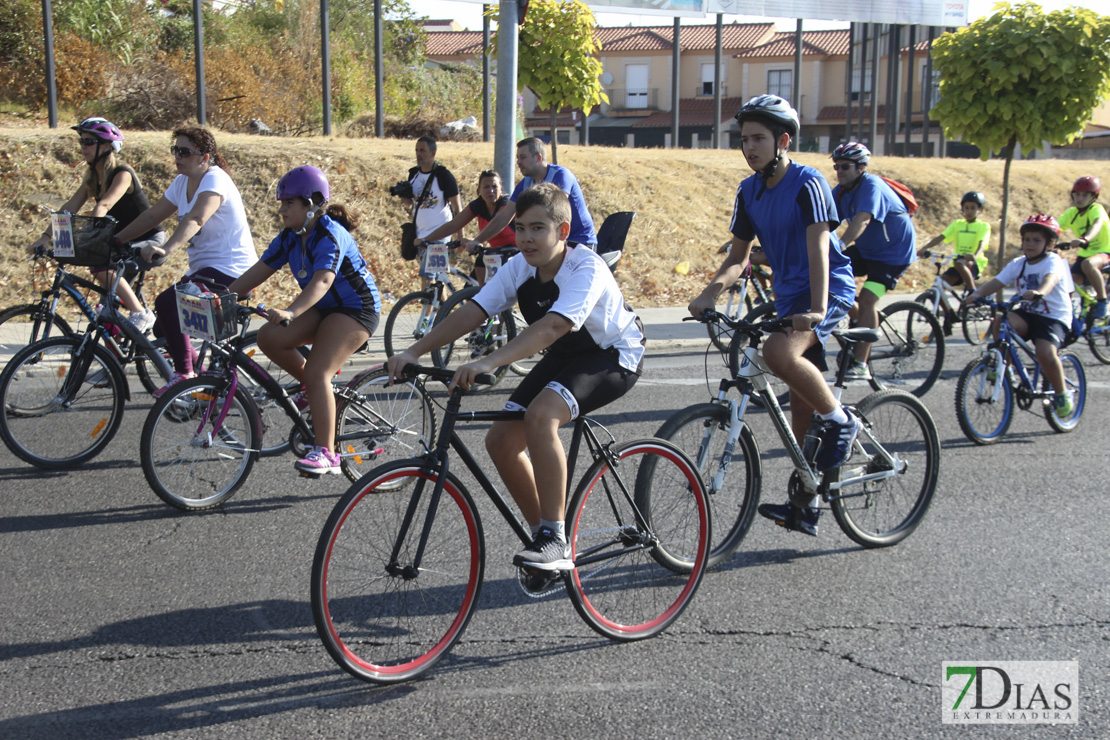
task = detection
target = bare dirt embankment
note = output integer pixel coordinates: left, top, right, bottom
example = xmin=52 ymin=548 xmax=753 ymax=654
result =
xmin=0 ymin=126 xmax=1095 ymax=315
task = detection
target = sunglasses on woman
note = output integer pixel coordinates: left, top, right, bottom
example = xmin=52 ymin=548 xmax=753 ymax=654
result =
xmin=170 ymin=145 xmax=203 ymax=158
xmin=78 ymin=138 xmax=101 ymax=147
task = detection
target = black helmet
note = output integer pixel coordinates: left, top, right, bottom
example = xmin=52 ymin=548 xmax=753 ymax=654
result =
xmin=961 ymin=191 xmax=985 ymax=208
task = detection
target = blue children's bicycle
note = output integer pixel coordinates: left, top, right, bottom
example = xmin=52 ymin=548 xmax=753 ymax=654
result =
xmin=954 ymin=297 xmax=1087 ymax=444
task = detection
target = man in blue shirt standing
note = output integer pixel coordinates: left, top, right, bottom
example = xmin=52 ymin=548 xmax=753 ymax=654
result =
xmin=465 ymin=137 xmax=597 ymax=250
xmin=830 ymin=142 xmax=916 ymax=378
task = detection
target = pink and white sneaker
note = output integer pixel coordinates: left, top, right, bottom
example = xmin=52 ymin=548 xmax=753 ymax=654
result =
xmin=294 ymin=446 xmax=342 ymax=475
xmin=152 ymin=371 xmax=196 ymax=398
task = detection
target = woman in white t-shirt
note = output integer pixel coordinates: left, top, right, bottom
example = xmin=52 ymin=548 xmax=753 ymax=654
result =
xmin=116 ymin=127 xmax=258 ymax=396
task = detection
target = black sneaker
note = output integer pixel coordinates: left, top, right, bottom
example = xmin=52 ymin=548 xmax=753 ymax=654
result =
xmin=757 ymin=501 xmax=820 ymax=536
xmin=814 ymin=411 xmax=862 ymax=471
xmin=512 ymin=527 xmax=572 ymax=571
xmin=942 ymin=313 xmax=954 ymax=337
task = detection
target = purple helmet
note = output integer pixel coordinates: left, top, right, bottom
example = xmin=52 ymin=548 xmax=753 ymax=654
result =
xmin=277 ymin=165 xmax=330 ymax=204
xmin=72 ymin=117 xmax=123 ymax=153
xmin=831 ymin=141 xmax=870 ymax=165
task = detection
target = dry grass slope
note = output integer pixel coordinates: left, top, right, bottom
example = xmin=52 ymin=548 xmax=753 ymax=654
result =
xmin=0 ymin=126 xmax=1096 ymax=318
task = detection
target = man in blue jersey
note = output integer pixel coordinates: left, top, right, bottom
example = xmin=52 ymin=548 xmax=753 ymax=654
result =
xmin=464 ymin=137 xmax=597 ymax=251
xmin=689 ymin=95 xmax=859 ymax=538
xmin=830 ymin=142 xmax=917 ymax=378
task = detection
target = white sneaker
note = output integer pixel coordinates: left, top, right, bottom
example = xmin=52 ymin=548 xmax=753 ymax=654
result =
xmin=129 ymin=309 xmax=156 ymax=334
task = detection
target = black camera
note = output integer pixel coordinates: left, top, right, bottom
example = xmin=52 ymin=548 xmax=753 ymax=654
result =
xmin=389 ymin=180 xmax=414 ymax=198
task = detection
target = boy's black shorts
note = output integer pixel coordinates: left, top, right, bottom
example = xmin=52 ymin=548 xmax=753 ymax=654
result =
xmin=944 ymin=258 xmax=981 ymax=283
xmin=505 ymin=348 xmax=639 ymax=420
xmin=844 ymin=245 xmax=910 ymax=292
xmin=1011 ymin=309 xmax=1068 ymax=348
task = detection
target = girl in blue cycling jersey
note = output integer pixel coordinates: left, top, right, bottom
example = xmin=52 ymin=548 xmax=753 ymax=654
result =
xmin=229 ymin=166 xmax=382 ymax=475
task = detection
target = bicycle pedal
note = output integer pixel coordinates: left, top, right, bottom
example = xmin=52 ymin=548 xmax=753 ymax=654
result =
xmin=517 ymin=565 xmax=561 ymax=598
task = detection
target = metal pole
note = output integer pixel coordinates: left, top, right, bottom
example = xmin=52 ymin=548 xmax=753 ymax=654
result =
xmin=714 ymin=13 xmax=723 ymax=149
xmin=582 ymin=108 xmax=589 ymax=146
xmin=321 ymin=0 xmax=331 ymax=136
xmin=41 ymin=0 xmax=57 ymax=128
xmin=885 ymin=24 xmax=897 ymax=153
xmin=483 ymin=8 xmax=491 ymax=142
xmin=845 ymin=22 xmax=853 ymax=142
xmin=374 ymin=0 xmax=384 ymax=137
xmin=494 ymin=0 xmax=519 ymax=187
xmin=869 ymin=23 xmax=880 ymax=149
xmin=857 ymin=23 xmax=867 ymax=143
xmin=793 ymin=19 xmax=802 ymax=151
xmin=193 ymin=0 xmax=206 ymax=125
xmin=922 ymin=26 xmax=935 ymax=157
xmin=671 ymin=18 xmax=680 ymax=148
xmin=905 ymin=25 xmax=915 ymax=152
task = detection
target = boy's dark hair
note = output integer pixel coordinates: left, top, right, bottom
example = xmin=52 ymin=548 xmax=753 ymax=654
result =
xmin=516 ymin=182 xmax=571 ymax=229
xmin=416 ymin=135 xmax=437 ymax=153
xmin=516 ymin=137 xmax=545 ymax=159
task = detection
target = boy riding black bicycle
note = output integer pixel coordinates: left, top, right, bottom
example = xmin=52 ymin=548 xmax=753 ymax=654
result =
xmin=387 ymin=183 xmax=644 ymax=570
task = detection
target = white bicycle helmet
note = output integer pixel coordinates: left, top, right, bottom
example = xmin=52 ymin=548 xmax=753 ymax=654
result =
xmin=831 ymin=141 xmax=870 ymax=165
xmin=734 ymin=95 xmax=800 ymax=139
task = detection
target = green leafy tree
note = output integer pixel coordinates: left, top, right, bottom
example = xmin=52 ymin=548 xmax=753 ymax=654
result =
xmin=492 ymin=0 xmax=606 ymax=163
xmin=931 ymin=2 xmax=1110 ymax=264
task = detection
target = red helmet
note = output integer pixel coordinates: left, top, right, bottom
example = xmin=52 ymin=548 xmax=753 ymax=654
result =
xmin=1072 ymin=176 xmax=1101 ymax=195
xmin=1020 ymin=214 xmax=1061 ymax=240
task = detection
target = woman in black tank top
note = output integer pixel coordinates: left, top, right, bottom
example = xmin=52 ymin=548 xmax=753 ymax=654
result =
xmin=29 ymin=118 xmax=166 ymax=330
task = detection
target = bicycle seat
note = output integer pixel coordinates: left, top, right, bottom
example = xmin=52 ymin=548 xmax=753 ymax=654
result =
xmin=833 ymin=327 xmax=881 ymax=344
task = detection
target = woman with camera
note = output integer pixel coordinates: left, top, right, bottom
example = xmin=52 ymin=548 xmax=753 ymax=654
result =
xmin=395 ymin=136 xmax=462 ymax=287
xmin=113 ymin=127 xmax=258 ymax=397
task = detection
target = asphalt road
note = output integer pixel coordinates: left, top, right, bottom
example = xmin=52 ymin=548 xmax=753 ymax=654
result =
xmin=1 ymin=334 xmax=1108 ymax=739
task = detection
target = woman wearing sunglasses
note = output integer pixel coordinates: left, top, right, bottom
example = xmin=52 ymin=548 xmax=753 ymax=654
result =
xmin=115 ymin=127 xmax=258 ymax=396
xmin=29 ymin=117 xmax=165 ymax=332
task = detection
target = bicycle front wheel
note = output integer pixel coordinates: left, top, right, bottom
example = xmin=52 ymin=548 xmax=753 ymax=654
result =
xmin=566 ymin=439 xmax=710 ymax=642
xmin=954 ymin=356 xmax=1013 ymax=445
xmin=140 ymin=377 xmax=260 ymax=511
xmin=867 ymin=301 xmax=945 ymax=397
xmin=650 ymin=403 xmax=761 ymax=567
xmin=0 ymin=303 xmax=74 ymax=351
xmin=830 ymin=391 xmax=940 ymax=548
xmin=312 ymin=462 xmax=484 ymax=684
xmin=1044 ymin=352 xmax=1086 ymax=433
xmin=335 ymin=366 xmax=437 ymax=483
xmin=383 ymin=290 xmax=434 ymax=358
xmin=431 ymin=286 xmax=515 ymax=387
xmin=0 ymin=337 xmax=125 ymax=468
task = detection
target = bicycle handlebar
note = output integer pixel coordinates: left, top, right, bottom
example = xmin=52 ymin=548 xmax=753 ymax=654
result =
xmin=398 ymin=363 xmax=497 ymax=389
xmin=687 ymin=308 xmax=793 ymax=335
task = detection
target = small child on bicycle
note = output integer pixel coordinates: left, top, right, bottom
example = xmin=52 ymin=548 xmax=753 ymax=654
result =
xmin=387 ymin=182 xmax=644 ymax=570
xmin=917 ymin=190 xmax=990 ymax=296
xmin=688 ymin=95 xmax=858 ymax=538
xmin=228 ymin=166 xmax=382 ymax=475
xmin=1059 ymin=176 xmax=1109 ymax=321
xmin=962 ymin=214 xmax=1076 ymax=416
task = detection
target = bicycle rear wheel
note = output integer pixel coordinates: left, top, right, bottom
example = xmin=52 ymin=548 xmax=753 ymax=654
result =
xmin=431 ymin=286 xmax=515 ymax=387
xmin=954 ymin=356 xmax=1013 ymax=445
xmin=707 ymin=284 xmax=752 ymax=353
xmin=383 ymin=290 xmax=434 ymax=358
xmin=829 ymin=391 xmax=939 ymax=548
xmin=312 ymin=462 xmax=484 ymax=684
xmin=140 ymin=377 xmax=260 ymax=511
xmin=961 ymin=302 xmax=995 ymax=346
xmin=335 ymin=366 xmax=437 ymax=483
xmin=650 ymin=402 xmax=761 ymax=567
xmin=867 ymin=301 xmax=944 ymax=398
xmin=1044 ymin=352 xmax=1086 ymax=433
xmin=0 ymin=303 xmax=74 ymax=351
xmin=732 ymin=302 xmax=791 ymax=408
xmin=566 ymin=439 xmax=709 ymax=641
xmin=0 ymin=336 xmax=125 ymax=468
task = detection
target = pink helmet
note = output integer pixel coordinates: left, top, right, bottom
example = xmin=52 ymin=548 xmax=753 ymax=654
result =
xmin=1072 ymin=176 xmax=1101 ymax=195
xmin=1020 ymin=214 xmax=1061 ymax=240
xmin=831 ymin=141 xmax=870 ymax=165
xmin=276 ymin=165 xmax=330 ymax=204
xmin=71 ymin=117 xmax=123 ymax=153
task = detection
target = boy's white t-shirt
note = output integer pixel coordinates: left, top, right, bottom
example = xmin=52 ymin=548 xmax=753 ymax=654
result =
xmin=164 ymin=166 xmax=258 ymax=277
xmin=995 ymin=252 xmax=1074 ymax=325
